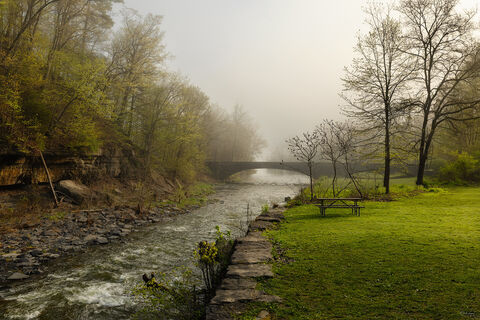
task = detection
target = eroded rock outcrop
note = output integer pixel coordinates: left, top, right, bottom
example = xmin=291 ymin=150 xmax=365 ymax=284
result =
xmin=0 ymin=143 xmax=142 ymax=186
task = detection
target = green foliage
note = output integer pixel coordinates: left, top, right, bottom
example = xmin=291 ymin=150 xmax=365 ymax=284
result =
xmin=194 ymin=226 xmax=233 ymax=295
xmin=297 ymin=176 xmax=442 ymax=202
xmin=47 ymin=211 xmax=69 ymax=221
xmin=214 ymin=225 xmax=233 ymax=271
xmin=0 ymin=2 xmax=264 ymax=184
xmin=246 ymin=187 xmax=480 ymax=319
xmin=436 ymin=152 xmax=480 ymax=185
xmin=167 ymin=182 xmax=214 ymax=208
xmin=133 ymin=226 xmax=233 ymax=318
xmin=132 ymin=267 xmax=203 ymax=320
xmin=261 ymin=204 xmax=269 ymax=214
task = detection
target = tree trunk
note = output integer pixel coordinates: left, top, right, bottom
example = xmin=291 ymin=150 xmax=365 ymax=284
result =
xmin=332 ymin=161 xmax=337 ymax=197
xmin=416 ymin=125 xmax=435 ymax=186
xmin=308 ymin=162 xmax=314 ymax=201
xmin=384 ymin=120 xmax=391 ymax=194
xmin=416 ymin=152 xmax=427 ymax=186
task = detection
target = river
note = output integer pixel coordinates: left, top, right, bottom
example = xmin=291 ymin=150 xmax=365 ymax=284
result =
xmin=0 ymin=169 xmax=307 ymax=320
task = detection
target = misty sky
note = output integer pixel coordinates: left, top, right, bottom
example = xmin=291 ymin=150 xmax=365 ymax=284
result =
xmin=117 ymin=0 xmax=478 ymax=160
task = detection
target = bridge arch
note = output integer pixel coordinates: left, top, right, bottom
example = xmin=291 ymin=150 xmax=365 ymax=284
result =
xmin=205 ymin=161 xmax=331 ymax=180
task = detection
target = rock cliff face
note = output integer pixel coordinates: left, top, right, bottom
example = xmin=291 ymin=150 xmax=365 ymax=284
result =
xmin=0 ymin=144 xmax=142 ymax=186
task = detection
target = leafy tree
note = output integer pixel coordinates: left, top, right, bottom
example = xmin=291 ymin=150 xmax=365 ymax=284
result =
xmin=107 ymin=10 xmax=166 ymax=136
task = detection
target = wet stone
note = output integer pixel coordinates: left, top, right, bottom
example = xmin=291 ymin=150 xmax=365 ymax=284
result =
xmin=7 ymin=272 xmax=29 ymax=280
xmin=231 ymin=248 xmax=272 ymax=264
xmin=42 ymin=230 xmax=59 ymax=237
xmin=220 ymin=278 xmax=257 ymax=290
xmin=210 ymin=289 xmax=261 ymax=304
xmin=84 ymin=235 xmax=108 ymax=245
xmin=255 ymin=216 xmax=282 ymax=223
xmin=226 ymin=264 xmax=274 ymax=278
xmin=248 ymin=220 xmax=273 ymax=232
xmin=256 ymin=310 xmax=270 ymax=320
xmin=29 ymin=249 xmax=43 ymax=257
xmin=236 ymin=232 xmax=265 ymax=243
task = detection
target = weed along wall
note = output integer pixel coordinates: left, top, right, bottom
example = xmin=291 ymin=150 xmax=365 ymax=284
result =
xmin=206 ymin=206 xmax=286 ymax=320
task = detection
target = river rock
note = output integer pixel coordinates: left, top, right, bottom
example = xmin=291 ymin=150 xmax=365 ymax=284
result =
xmin=42 ymin=229 xmax=59 ymax=237
xmin=29 ymin=249 xmax=43 ymax=257
xmin=7 ymin=272 xmax=29 ymax=280
xmin=57 ymin=180 xmax=92 ymax=204
xmin=256 ymin=310 xmax=270 ymax=320
xmin=84 ymin=235 xmax=108 ymax=245
xmin=1 ymin=253 xmax=20 ymax=261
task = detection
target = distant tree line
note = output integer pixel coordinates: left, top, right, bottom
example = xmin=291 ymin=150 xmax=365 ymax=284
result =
xmin=289 ymin=0 xmax=480 ymax=194
xmin=0 ymin=0 xmax=264 ymax=182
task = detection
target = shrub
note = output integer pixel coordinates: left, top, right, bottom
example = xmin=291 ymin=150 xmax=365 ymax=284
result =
xmin=261 ymin=204 xmax=269 ymax=213
xmin=437 ymin=152 xmax=480 ymax=184
xmin=134 ymin=226 xmax=234 ymax=318
xmin=194 ymin=226 xmax=233 ymax=297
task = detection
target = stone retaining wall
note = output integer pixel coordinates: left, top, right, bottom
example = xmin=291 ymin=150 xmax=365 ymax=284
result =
xmin=206 ymin=207 xmax=285 ymax=320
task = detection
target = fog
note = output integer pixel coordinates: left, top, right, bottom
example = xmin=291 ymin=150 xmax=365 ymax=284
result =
xmin=119 ymin=0 xmax=479 ymax=160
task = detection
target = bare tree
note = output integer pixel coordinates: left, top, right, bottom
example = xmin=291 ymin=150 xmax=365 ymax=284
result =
xmin=342 ymin=3 xmax=414 ymax=194
xmin=399 ymin=0 xmax=480 ymax=185
xmin=317 ymin=120 xmax=363 ymax=197
xmin=286 ymin=131 xmax=320 ymax=201
xmin=316 ymin=120 xmax=343 ymax=196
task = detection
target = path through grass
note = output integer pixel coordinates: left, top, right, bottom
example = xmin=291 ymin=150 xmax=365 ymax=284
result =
xmin=247 ymin=187 xmax=480 ymax=319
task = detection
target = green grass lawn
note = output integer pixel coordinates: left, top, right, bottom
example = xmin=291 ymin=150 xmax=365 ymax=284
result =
xmin=245 ymin=187 xmax=480 ymax=319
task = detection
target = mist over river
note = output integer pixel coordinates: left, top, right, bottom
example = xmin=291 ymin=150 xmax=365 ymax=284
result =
xmin=0 ymin=169 xmax=307 ymax=320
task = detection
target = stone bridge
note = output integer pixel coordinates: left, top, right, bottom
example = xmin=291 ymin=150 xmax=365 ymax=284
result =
xmin=205 ymin=161 xmax=418 ymax=181
xmin=205 ymin=161 xmax=336 ymax=180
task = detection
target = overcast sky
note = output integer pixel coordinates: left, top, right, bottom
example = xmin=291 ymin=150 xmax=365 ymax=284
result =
xmin=117 ymin=0 xmax=479 ymax=160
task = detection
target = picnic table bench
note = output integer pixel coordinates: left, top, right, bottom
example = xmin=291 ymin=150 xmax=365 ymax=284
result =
xmin=314 ymin=198 xmax=364 ymax=216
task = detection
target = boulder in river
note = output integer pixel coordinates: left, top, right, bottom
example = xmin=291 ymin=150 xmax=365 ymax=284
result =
xmin=84 ymin=234 xmax=108 ymax=245
xmin=7 ymin=272 xmax=29 ymax=280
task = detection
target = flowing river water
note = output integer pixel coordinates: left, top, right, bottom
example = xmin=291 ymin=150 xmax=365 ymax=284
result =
xmin=0 ymin=169 xmax=307 ymax=320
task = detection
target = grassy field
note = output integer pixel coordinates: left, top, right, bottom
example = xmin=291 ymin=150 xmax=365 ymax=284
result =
xmin=243 ymin=187 xmax=480 ymax=319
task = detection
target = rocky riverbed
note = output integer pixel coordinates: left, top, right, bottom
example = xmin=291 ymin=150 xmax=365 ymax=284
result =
xmin=0 ymin=203 xmax=203 ymax=285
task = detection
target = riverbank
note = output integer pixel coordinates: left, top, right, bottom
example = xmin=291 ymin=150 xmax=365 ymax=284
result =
xmin=0 ymin=180 xmax=215 ymax=285
xmin=0 ymin=177 xmax=305 ymax=319
xmin=241 ymin=187 xmax=480 ymax=319
xmin=0 ymin=202 xmax=212 ymax=285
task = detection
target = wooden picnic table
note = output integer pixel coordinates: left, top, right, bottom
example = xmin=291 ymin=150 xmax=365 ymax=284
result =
xmin=314 ymin=198 xmax=364 ymax=216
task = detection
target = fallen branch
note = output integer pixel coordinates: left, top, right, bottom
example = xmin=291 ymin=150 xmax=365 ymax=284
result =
xmin=39 ymin=150 xmax=59 ymax=207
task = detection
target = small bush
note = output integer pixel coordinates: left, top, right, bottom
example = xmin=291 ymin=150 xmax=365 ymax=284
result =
xmin=194 ymin=226 xmax=233 ymax=297
xmin=261 ymin=204 xmax=269 ymax=213
xmin=167 ymin=182 xmax=214 ymax=208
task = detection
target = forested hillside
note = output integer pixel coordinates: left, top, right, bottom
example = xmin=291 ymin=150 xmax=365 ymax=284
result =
xmin=0 ymin=0 xmax=264 ymax=183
